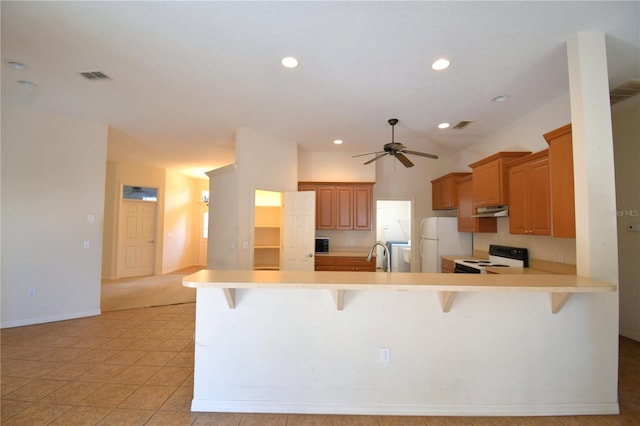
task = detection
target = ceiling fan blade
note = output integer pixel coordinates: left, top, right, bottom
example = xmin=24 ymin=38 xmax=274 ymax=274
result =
xmin=394 ymin=152 xmax=414 ymax=167
xmin=353 ymin=150 xmax=385 ymax=158
xmin=402 ymin=149 xmax=439 ymax=160
xmin=363 ymin=153 xmax=389 ymax=165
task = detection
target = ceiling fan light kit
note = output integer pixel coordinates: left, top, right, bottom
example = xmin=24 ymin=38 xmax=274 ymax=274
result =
xmin=353 ymin=118 xmax=438 ymax=168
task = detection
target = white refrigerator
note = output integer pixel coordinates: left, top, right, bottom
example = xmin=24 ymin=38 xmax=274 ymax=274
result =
xmin=420 ymin=217 xmax=472 ymax=272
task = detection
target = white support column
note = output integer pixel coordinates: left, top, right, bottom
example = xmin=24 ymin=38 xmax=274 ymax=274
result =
xmin=566 ymin=32 xmax=619 ymax=284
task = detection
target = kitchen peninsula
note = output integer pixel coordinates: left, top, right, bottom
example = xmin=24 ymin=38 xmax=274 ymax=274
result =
xmin=184 ymin=270 xmax=618 ymax=416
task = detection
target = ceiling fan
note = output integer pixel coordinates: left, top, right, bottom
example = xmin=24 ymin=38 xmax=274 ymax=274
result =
xmin=353 ymin=118 xmax=438 ymax=167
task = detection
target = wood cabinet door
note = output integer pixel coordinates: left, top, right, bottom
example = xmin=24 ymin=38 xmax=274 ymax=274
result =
xmin=457 ymin=176 xmax=497 ymax=233
xmin=316 ymin=186 xmax=335 ymax=230
xmin=546 ymin=125 xmax=575 ymax=237
xmin=472 ymin=159 xmax=504 ymax=207
xmin=508 ymin=166 xmax=528 ymax=234
xmin=508 ymin=156 xmax=551 ymax=236
xmin=334 ymin=256 xmax=375 ymax=271
xmin=440 ymin=178 xmax=455 ymax=208
xmin=529 ymin=159 xmax=551 ymax=235
xmin=441 ymin=258 xmax=455 ymax=273
xmin=335 ymin=186 xmax=354 ymax=229
xmin=456 ymin=178 xmax=475 ymax=232
xmin=353 ymin=186 xmax=372 ymax=230
xmin=432 ymin=181 xmax=443 ymax=210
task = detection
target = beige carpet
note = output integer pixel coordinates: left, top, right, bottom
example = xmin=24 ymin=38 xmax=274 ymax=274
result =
xmin=101 ymin=266 xmax=202 ymax=312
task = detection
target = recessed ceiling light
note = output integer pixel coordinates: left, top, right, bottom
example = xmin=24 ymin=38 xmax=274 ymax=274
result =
xmin=431 ymin=58 xmax=451 ymax=71
xmin=8 ymin=61 xmax=26 ymax=70
xmin=492 ymin=95 xmax=509 ymax=102
xmin=281 ymin=57 xmax=299 ymax=68
xmin=18 ymin=80 xmax=37 ymax=88
xmin=437 ymin=122 xmax=450 ymax=129
xmin=333 ymin=139 xmax=343 ymax=145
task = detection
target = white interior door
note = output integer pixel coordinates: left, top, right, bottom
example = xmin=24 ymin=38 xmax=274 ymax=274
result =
xmin=281 ymin=191 xmax=315 ymax=271
xmin=199 ymin=206 xmax=208 ymax=266
xmin=119 ymin=200 xmax=156 ymax=277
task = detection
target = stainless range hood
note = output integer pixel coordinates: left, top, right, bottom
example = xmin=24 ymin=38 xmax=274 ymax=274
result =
xmin=472 ymin=205 xmax=509 ymax=217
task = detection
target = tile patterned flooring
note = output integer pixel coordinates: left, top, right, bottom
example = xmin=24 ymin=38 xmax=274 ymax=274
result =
xmin=2 ymin=301 xmax=639 ymax=425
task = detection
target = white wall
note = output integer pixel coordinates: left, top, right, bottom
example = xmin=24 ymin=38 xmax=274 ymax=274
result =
xmin=298 ymin=152 xmax=376 ymax=182
xmin=102 ymin=161 xmax=166 ymax=278
xmin=1 ymin=107 xmax=107 ymax=327
xmin=162 ymin=170 xmax=207 ymax=273
xmin=102 ymin=161 xmax=207 ymax=277
xmin=207 ymin=128 xmax=298 ymax=270
xmin=612 ymin=101 xmax=640 ymax=341
xmin=193 ymin=287 xmax=619 ymax=415
xmin=207 ymin=165 xmax=240 ymax=270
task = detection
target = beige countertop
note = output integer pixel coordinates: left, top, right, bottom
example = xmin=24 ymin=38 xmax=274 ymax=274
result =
xmin=183 ymin=269 xmax=614 ymax=314
xmin=486 ymin=267 xmax=554 ymax=275
xmin=184 ymin=269 xmax=612 ymax=292
xmin=441 ymin=255 xmax=481 ymax=262
xmin=315 ymin=250 xmax=371 ymax=257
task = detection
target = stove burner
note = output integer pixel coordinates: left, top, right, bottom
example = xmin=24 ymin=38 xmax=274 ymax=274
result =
xmin=488 ymin=264 xmax=509 ymax=267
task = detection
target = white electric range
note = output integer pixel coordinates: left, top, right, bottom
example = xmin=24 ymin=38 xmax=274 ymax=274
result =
xmin=454 ymin=244 xmax=529 ymax=274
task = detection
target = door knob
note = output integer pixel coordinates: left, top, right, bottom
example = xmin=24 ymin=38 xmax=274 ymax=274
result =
xmin=305 ymin=253 xmax=313 ymax=257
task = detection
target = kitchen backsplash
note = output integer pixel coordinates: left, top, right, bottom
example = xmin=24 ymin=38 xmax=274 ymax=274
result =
xmin=473 ymin=218 xmax=577 ymax=264
xmin=316 ymin=229 xmax=376 ymax=251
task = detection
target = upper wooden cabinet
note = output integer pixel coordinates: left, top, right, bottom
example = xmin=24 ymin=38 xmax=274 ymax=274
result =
xmin=431 ymin=172 xmax=470 ymax=210
xmin=455 ymin=175 xmax=497 ymax=233
xmin=298 ymin=182 xmax=373 ymax=230
xmin=469 ymin=152 xmax=531 ymax=208
xmin=544 ymin=124 xmax=576 ymax=238
xmin=508 ymin=151 xmax=551 ymax=236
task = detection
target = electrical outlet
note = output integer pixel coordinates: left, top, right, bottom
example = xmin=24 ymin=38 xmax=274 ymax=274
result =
xmin=28 ymin=288 xmax=36 ymax=298
xmin=558 ymin=252 xmax=565 ymax=262
xmin=379 ymin=347 xmax=390 ymax=364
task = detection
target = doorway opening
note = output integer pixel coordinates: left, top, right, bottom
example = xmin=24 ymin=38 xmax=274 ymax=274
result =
xmin=376 ymin=200 xmax=412 ymax=272
xmin=253 ymin=190 xmax=283 ymax=271
xmin=117 ymin=186 xmax=159 ymax=278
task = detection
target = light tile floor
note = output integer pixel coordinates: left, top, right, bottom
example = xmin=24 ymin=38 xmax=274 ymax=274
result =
xmin=2 ymin=302 xmax=639 ymax=425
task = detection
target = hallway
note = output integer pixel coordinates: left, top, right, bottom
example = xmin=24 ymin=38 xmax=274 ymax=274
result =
xmin=101 ymin=267 xmax=201 ymax=312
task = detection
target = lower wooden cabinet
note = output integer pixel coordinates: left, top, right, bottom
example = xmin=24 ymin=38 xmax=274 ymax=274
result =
xmin=441 ymin=258 xmax=455 ymax=273
xmin=315 ymin=255 xmax=375 ymax=272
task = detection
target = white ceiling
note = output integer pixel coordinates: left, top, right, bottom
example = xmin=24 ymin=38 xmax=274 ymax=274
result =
xmin=2 ymin=1 xmax=639 ymax=178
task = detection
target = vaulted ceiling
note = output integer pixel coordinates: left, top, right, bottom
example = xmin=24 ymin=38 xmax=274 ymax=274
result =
xmin=2 ymin=1 xmax=639 ymax=178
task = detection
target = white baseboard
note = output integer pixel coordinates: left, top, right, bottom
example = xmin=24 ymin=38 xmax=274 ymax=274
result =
xmin=190 ymin=399 xmax=619 ymax=417
xmin=620 ymin=328 xmax=640 ymax=342
xmin=1 ymin=309 xmax=101 ymax=329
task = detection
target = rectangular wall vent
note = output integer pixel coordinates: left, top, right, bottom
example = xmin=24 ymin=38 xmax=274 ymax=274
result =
xmin=80 ymin=71 xmax=110 ymax=80
xmin=452 ymin=121 xmax=473 ymax=130
xmin=610 ymin=79 xmax=640 ymax=105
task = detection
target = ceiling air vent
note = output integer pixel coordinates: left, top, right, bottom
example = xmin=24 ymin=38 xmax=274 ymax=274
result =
xmin=451 ymin=120 xmax=473 ymax=130
xmin=610 ymin=79 xmax=640 ymax=105
xmin=80 ymin=71 xmax=110 ymax=80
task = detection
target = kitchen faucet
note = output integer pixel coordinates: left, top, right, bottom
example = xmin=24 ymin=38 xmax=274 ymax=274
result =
xmin=367 ymin=241 xmax=391 ymax=272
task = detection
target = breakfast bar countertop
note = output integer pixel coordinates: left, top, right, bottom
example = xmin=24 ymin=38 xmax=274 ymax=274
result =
xmin=183 ymin=269 xmax=613 ymax=291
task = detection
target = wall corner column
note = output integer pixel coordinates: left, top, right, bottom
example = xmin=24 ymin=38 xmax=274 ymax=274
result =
xmin=566 ymin=32 xmax=619 ymax=284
